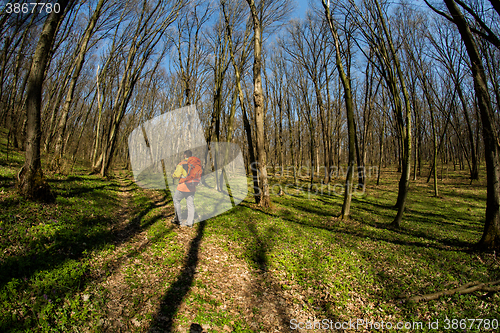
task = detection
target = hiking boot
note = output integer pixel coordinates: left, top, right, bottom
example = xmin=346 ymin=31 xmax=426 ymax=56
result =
xmin=170 ymin=217 xmax=180 ymax=225
xmin=180 ymin=220 xmax=193 ymax=227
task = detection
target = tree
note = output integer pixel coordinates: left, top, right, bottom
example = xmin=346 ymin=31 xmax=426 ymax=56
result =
xmin=245 ymin=0 xmax=270 ymax=207
xmin=97 ymin=0 xmax=183 ymax=177
xmin=427 ymin=21 xmax=480 ymax=180
xmin=222 ymin=0 xmax=261 ymax=201
xmin=322 ymin=0 xmax=356 ymax=219
xmin=281 ymin=13 xmax=334 ymax=188
xmin=205 ymin=6 xmax=231 ymax=191
xmin=17 ymin=0 xmax=73 ymax=200
xmin=350 ymin=0 xmax=413 ymax=227
xmin=373 ymin=0 xmax=413 ymax=228
xmin=173 ymin=0 xmax=211 ymax=107
xmin=438 ymin=0 xmax=500 ymax=250
xmin=51 ymin=0 xmax=109 ymax=171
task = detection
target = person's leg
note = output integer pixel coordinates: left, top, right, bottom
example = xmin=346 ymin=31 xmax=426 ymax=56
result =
xmin=173 ymin=189 xmax=183 ymax=222
xmin=186 ymin=192 xmax=195 ymax=226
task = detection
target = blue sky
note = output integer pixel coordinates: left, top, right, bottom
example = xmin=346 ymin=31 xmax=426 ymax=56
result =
xmin=293 ymin=0 xmax=309 ymax=16
xmin=292 ymin=0 xmax=310 ymax=19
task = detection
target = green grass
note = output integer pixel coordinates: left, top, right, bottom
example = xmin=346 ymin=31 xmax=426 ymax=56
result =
xmin=0 ymin=129 xmax=171 ymax=332
xmin=176 ymin=169 xmax=499 ymax=332
xmin=0 ymin=175 xmax=125 ymax=330
xmin=1 ymin=128 xmax=499 ymax=332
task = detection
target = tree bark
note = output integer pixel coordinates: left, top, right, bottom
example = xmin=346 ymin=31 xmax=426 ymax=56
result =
xmin=322 ymin=0 xmax=356 ymax=219
xmin=246 ymin=0 xmax=270 ymax=207
xmin=18 ymin=0 xmax=72 ymax=200
xmin=443 ymin=0 xmax=500 ymax=251
xmin=51 ymin=0 xmax=106 ymax=171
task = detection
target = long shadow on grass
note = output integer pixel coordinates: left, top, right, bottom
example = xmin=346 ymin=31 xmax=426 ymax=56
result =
xmin=67 ymin=184 xmax=108 ymax=197
xmin=244 ymin=218 xmax=292 ymax=330
xmin=276 ymin=188 xmax=343 ymax=217
xmin=407 ymin=209 xmax=483 ymax=233
xmin=0 ymin=214 xmax=113 ymax=287
xmin=356 ymin=203 xmax=478 ymax=249
xmin=148 ymin=221 xmax=206 ymax=332
xmin=279 ymin=194 xmax=476 ymax=251
xmin=112 ymin=191 xmax=173 ymax=242
xmin=446 ymin=190 xmax=486 ymax=203
xmin=255 ymin=203 xmax=474 ymax=253
xmin=0 ymin=181 xmax=172 ymax=331
xmin=0 ymin=184 xmax=171 ymax=289
xmin=0 ymin=175 xmax=17 ymax=187
xmin=251 ymin=204 xmax=479 ymax=306
xmin=47 ymin=175 xmax=93 ymax=183
xmin=246 ymin=220 xmax=271 ymax=271
xmin=0 ymin=213 xmax=173 ymax=333
xmin=47 ymin=175 xmax=136 ymax=196
xmin=239 ymin=203 xmax=346 ymax=325
xmin=0 ymin=209 xmax=167 ymax=291
xmin=383 ymin=221 xmax=476 ymax=249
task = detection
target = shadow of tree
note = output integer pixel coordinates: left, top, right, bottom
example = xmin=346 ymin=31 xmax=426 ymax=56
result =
xmin=0 ymin=174 xmax=172 ymax=332
xmin=256 ymin=199 xmax=474 ymax=254
xmin=243 ymin=217 xmax=292 ymax=331
xmin=148 ymin=220 xmax=206 ymax=332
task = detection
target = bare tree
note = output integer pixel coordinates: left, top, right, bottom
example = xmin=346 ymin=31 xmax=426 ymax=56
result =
xmin=322 ymin=0 xmax=357 ymax=219
xmin=245 ymin=0 xmax=270 ymax=206
xmin=173 ymin=0 xmax=211 ymax=107
xmin=427 ymin=21 xmax=480 ymax=180
xmin=51 ymin=0 xmax=109 ymax=171
xmin=17 ymin=0 xmax=74 ymax=200
xmin=433 ymin=0 xmax=500 ymax=250
xmin=281 ymin=13 xmax=334 ymax=188
xmin=348 ymin=0 xmax=413 ymax=227
xmin=97 ymin=0 xmax=183 ymax=177
xmin=222 ymin=0 xmax=260 ymax=200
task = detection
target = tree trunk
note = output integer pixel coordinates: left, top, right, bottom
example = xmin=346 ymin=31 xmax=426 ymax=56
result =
xmin=377 ymin=111 xmax=386 ymax=186
xmin=372 ymin=0 xmax=412 ymax=228
xmin=443 ymin=0 xmax=500 ymax=251
xmin=51 ymin=0 xmax=106 ymax=171
xmin=18 ymin=0 xmax=72 ymax=200
xmin=429 ymin=97 xmax=439 ymax=197
xmin=222 ymin=3 xmax=260 ymax=201
xmin=286 ymin=98 xmax=297 ymax=183
xmin=246 ymin=0 xmax=270 ymax=207
xmin=323 ymin=0 xmax=355 ymax=219
xmin=457 ymin=82 xmax=479 ymax=180
xmin=278 ymin=98 xmax=284 ymax=178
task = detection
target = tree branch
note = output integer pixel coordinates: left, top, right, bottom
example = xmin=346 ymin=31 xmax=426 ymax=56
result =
xmin=406 ymin=280 xmax=500 ymax=303
xmin=423 ymin=0 xmax=455 ymax=23
xmin=455 ymin=0 xmax=500 ymax=49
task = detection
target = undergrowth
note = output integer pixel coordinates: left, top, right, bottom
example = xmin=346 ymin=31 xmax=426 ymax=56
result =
xmin=1 ymin=128 xmax=499 ymax=332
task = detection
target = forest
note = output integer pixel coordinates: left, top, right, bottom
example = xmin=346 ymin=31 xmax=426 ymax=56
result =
xmin=1 ymin=0 xmax=500 ymax=332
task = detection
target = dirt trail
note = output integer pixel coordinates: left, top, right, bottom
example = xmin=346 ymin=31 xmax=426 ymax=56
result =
xmin=83 ymin=172 xmax=315 ymax=332
xmin=85 ymin=173 xmax=176 ymax=332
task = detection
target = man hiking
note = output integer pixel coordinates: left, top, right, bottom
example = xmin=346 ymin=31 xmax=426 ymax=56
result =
xmin=172 ymin=150 xmax=202 ymax=227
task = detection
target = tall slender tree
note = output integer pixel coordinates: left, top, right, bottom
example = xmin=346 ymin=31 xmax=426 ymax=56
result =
xmin=18 ymin=0 xmax=73 ymax=200
xmin=322 ymin=0 xmax=356 ymax=219
xmin=245 ymin=0 xmax=270 ymax=206
xmin=51 ymin=0 xmax=108 ymax=171
xmin=440 ymin=0 xmax=500 ymax=250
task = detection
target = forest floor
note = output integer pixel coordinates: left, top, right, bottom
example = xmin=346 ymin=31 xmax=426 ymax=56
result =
xmin=1 ymin=130 xmax=499 ymax=332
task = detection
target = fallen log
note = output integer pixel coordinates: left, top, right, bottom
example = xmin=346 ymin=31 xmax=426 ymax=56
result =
xmin=407 ymin=280 xmax=500 ymax=303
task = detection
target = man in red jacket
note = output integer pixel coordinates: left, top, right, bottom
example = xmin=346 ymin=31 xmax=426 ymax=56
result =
xmin=171 ymin=150 xmax=202 ymax=227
